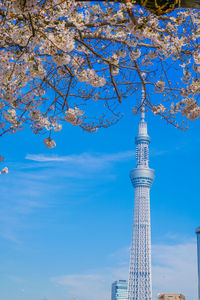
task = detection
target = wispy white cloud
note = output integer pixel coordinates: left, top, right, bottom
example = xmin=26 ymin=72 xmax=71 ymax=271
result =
xmin=1 ymin=150 xmax=135 ymax=244
xmin=51 ymin=241 xmax=198 ymax=300
xmin=51 ymin=267 xmax=128 ymax=300
xmin=2 ymin=150 xmax=134 ymax=243
xmin=152 ymin=241 xmax=197 ymax=299
xmin=26 ymin=146 xmax=172 ymax=174
xmin=26 ymin=151 xmax=135 ymax=171
xmin=51 ymin=273 xmax=109 ymax=300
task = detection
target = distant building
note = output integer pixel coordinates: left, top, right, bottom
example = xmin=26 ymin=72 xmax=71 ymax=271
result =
xmin=196 ymin=227 xmax=200 ymax=300
xmin=111 ymin=280 xmax=128 ymax=300
xmin=157 ymin=294 xmax=185 ymax=300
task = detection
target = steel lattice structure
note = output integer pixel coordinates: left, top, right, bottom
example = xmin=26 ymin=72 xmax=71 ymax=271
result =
xmin=128 ymin=89 xmax=155 ymax=300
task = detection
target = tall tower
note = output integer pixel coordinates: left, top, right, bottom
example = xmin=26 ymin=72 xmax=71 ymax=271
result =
xmin=128 ymin=88 xmax=155 ymax=300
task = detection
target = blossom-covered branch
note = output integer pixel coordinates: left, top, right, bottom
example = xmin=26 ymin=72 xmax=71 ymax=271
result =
xmin=0 ymin=0 xmax=200 ymax=148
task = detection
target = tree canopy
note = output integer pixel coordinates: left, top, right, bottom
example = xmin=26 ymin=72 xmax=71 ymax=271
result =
xmin=0 ymin=0 xmax=200 ymax=150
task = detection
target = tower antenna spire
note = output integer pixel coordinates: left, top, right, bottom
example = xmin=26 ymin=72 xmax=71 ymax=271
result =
xmin=141 ymin=72 xmax=146 ymax=122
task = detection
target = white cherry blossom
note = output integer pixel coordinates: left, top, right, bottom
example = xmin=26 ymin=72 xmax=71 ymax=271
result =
xmin=44 ymin=137 xmax=56 ymax=149
xmin=0 ymin=0 xmax=199 ymax=154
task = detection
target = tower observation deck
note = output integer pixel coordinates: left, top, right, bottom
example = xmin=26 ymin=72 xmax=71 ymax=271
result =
xmin=128 ymin=88 xmax=155 ymax=300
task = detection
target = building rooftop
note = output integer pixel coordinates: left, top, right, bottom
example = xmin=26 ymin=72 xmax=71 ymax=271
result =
xmin=196 ymin=227 xmax=200 ymax=234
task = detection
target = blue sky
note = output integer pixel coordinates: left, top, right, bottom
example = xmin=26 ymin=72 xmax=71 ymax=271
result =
xmin=0 ymin=98 xmax=199 ymax=300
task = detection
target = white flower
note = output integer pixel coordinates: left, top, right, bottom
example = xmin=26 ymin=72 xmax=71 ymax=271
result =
xmin=130 ymin=49 xmax=141 ymax=60
xmin=4 ymin=110 xmax=17 ymax=124
xmin=44 ymin=138 xmax=56 ymax=149
xmin=193 ymin=52 xmax=200 ymax=65
xmin=31 ymin=65 xmax=46 ymax=79
xmin=52 ymin=53 xmax=71 ymax=66
xmin=8 ymin=109 xmax=16 ymax=117
xmin=10 ymin=0 xmax=37 ymax=13
xmin=0 ymin=167 xmax=8 ymax=174
xmin=64 ymin=108 xmax=84 ymax=126
xmin=181 ymin=98 xmax=200 ymax=121
xmin=54 ymin=124 xmax=62 ymax=132
xmin=155 ymin=80 xmax=165 ymax=92
xmin=153 ymin=104 xmax=166 ymax=115
xmin=29 ymin=110 xmax=41 ymax=121
xmin=76 ymin=69 xmax=106 ymax=87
